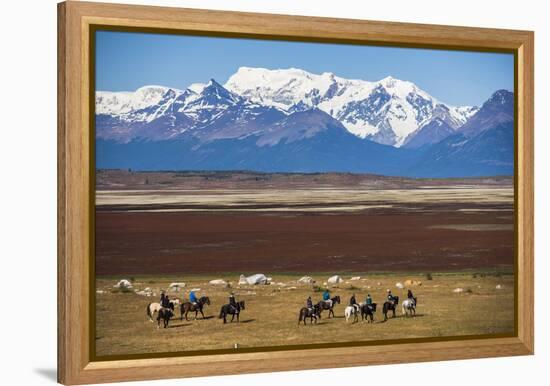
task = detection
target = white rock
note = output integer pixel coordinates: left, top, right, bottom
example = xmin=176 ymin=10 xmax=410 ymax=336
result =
xmin=287 ymin=286 xmax=297 ymax=290
xmin=209 ymin=279 xmax=228 ymax=286
xmin=377 ymin=282 xmax=382 ymax=286
xmin=395 ymin=282 xmax=404 ymax=289
xmin=350 ymin=276 xmax=361 ymax=281
xmin=327 ymin=275 xmax=343 ymax=284
xmin=298 ymin=276 xmax=315 ymax=284
xmin=114 ymin=279 xmax=133 ymax=289
xmin=169 ymin=282 xmax=186 ymax=291
xmin=96 ymin=290 xmax=105 ymax=294
xmin=453 ymin=288 xmax=464 ymax=293
xmin=240 ymin=273 xmax=268 ymax=285
xmin=496 ymin=284 xmax=503 ymax=290
xmin=190 ymin=288 xmax=201 ymax=292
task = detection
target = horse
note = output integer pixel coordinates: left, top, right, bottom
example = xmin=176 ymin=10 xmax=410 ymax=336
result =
xmin=382 ymin=296 xmax=400 ymax=321
xmin=316 ymin=295 xmax=341 ymax=318
xmin=360 ymin=303 xmax=377 ymax=323
xmin=298 ymin=304 xmax=321 ymax=325
xmin=156 ymin=308 xmax=174 ymax=329
xmin=344 ymin=304 xmax=360 ymax=323
xmin=402 ymin=297 xmax=417 ymax=317
xmin=147 ymin=303 xmax=162 ymax=322
xmin=180 ymin=296 xmax=211 ymax=321
xmin=219 ymin=300 xmax=246 ymax=324
xmin=147 ymin=301 xmax=176 ymax=322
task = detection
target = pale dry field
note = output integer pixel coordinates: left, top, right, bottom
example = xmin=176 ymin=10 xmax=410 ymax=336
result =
xmin=95 ymin=272 xmax=515 ymax=356
xmin=96 ymin=187 xmax=513 ymax=213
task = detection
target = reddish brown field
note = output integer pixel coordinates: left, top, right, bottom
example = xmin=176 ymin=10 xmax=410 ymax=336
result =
xmin=95 ymin=171 xmax=514 ymax=276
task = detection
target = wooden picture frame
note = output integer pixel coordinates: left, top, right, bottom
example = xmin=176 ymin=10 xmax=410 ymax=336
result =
xmin=58 ymin=1 xmax=534 ymax=384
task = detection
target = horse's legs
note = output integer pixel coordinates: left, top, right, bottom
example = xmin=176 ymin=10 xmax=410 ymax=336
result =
xmin=185 ymin=310 xmax=189 ymax=321
xmin=200 ymin=309 xmax=205 ymax=319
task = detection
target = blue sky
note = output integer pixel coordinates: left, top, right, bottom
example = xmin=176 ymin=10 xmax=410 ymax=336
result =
xmin=96 ymin=30 xmax=514 ymax=107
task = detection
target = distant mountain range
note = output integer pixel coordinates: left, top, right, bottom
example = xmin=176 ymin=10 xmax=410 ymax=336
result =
xmin=95 ymin=67 xmax=514 ymax=177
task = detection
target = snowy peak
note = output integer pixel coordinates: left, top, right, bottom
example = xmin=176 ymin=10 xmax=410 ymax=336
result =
xmin=224 ymin=67 xmax=476 ymax=147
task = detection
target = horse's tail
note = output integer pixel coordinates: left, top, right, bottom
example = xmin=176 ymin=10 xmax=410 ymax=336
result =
xmin=219 ymin=306 xmax=224 ymax=319
xmin=298 ymin=310 xmax=303 ymax=324
xmin=146 ymin=303 xmax=152 ymax=319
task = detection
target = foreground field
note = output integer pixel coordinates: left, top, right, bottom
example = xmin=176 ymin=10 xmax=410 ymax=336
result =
xmin=95 ymin=272 xmax=514 ymax=356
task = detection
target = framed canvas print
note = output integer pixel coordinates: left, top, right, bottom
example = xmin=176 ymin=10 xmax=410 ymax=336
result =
xmin=58 ymin=1 xmax=534 ymax=384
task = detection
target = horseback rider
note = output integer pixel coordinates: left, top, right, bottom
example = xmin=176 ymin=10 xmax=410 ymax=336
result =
xmin=160 ymin=291 xmax=166 ymax=305
xmin=387 ymin=289 xmax=396 ymax=305
xmin=189 ymin=290 xmax=198 ymax=306
xmin=229 ymin=292 xmax=239 ymax=314
xmin=161 ymin=294 xmax=173 ymax=315
xmin=407 ymin=289 xmax=416 ymax=306
xmin=350 ymin=293 xmax=359 ymax=310
xmin=306 ymin=296 xmax=313 ymax=311
xmin=322 ymin=289 xmax=332 ymax=307
xmin=365 ymin=293 xmax=373 ymax=310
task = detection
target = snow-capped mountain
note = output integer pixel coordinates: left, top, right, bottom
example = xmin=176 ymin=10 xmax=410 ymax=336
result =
xmin=95 ymin=69 xmax=513 ymax=177
xmin=224 ymin=67 xmax=478 ymax=147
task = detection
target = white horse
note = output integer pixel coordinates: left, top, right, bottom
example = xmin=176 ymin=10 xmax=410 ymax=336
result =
xmin=402 ymin=298 xmax=416 ymax=317
xmin=146 ymin=299 xmax=181 ymax=322
xmin=344 ymin=304 xmax=360 ymax=323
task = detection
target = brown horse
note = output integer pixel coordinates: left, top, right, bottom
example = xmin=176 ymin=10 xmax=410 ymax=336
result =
xmin=298 ymin=304 xmax=321 ymax=325
xmin=316 ymin=295 xmax=341 ymax=318
xmin=180 ymin=296 xmax=210 ymax=321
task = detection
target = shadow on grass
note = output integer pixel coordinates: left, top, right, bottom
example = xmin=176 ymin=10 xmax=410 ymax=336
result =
xmin=378 ymin=313 xmax=426 ymax=323
xmin=167 ymin=323 xmax=192 ymax=329
xmin=178 ymin=315 xmax=215 ymax=321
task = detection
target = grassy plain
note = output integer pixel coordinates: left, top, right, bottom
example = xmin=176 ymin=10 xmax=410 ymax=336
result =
xmin=95 ymin=271 xmax=514 ymax=356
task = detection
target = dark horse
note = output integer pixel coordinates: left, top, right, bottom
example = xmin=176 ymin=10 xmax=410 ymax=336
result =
xmin=298 ymin=304 xmax=321 ymax=325
xmin=382 ymin=296 xmax=399 ymax=321
xmin=157 ymin=307 xmax=174 ymax=329
xmin=219 ymin=300 xmax=246 ymax=324
xmin=180 ymin=296 xmax=211 ymax=321
xmin=360 ymin=303 xmax=377 ymax=323
xmin=316 ymin=295 xmax=341 ymax=318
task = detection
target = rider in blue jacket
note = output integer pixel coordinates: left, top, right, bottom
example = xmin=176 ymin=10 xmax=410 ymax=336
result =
xmin=189 ymin=290 xmax=198 ymax=304
xmin=322 ymin=289 xmax=332 ymax=307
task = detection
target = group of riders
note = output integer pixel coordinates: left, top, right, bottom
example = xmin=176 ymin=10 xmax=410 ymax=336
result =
xmin=158 ymin=290 xmax=240 ymax=316
xmin=306 ymin=288 xmax=416 ymax=316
